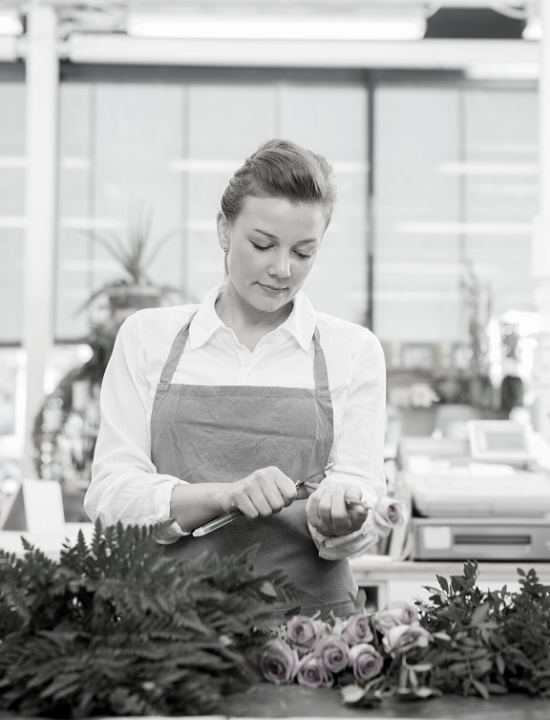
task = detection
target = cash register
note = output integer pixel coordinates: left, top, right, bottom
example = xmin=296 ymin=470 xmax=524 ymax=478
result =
xmin=397 ymin=420 xmax=550 ymax=561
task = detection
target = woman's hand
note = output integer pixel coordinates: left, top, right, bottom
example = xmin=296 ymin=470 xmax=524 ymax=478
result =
xmin=218 ymin=466 xmax=314 ymax=519
xmin=306 ymin=483 xmax=368 ymax=537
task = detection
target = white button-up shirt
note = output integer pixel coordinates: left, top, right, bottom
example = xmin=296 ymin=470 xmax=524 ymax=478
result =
xmin=85 ymin=285 xmax=387 ymax=559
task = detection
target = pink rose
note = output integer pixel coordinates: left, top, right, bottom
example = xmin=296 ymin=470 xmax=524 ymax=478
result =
xmin=313 ymin=635 xmax=350 ymax=673
xmin=382 ymin=622 xmax=431 ymax=654
xmin=286 ymin=615 xmax=321 ymax=652
xmin=259 ymin=638 xmax=299 ymax=685
xmin=372 ymin=497 xmax=404 ymax=538
xmin=348 ymin=643 xmax=384 ymax=683
xmin=376 ymin=601 xmax=417 ymax=631
xmin=297 ymin=653 xmax=334 ymax=688
xmin=341 ymin=613 xmax=373 ymax=646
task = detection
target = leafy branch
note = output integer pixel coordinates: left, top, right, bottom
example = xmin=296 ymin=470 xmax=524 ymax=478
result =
xmin=345 ymin=560 xmax=550 ymax=707
xmin=0 ymin=522 xmax=309 ymax=718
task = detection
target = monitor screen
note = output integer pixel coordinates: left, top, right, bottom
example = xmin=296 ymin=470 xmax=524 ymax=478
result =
xmin=468 ymin=420 xmax=533 ymax=462
xmin=484 ymin=431 xmax=526 ymax=452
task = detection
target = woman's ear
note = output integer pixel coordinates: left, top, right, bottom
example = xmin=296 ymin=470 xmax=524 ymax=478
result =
xmin=216 ymin=211 xmax=230 ymax=251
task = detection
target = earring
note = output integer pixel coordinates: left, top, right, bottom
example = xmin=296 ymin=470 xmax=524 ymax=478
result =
xmin=223 ymin=246 xmax=228 ymax=253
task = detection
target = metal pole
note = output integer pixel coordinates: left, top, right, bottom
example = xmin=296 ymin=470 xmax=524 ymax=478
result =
xmin=22 ymin=3 xmax=59 ymax=476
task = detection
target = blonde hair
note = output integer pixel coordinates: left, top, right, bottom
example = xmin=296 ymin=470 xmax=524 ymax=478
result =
xmin=221 ymin=139 xmax=336 ymax=225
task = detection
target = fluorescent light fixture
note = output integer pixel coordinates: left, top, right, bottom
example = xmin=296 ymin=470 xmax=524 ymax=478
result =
xmin=439 ymin=162 xmax=538 ymax=176
xmin=396 ymin=221 xmax=534 ymax=235
xmin=127 ymin=14 xmax=427 ymax=41
xmin=466 ymin=63 xmax=540 ymax=80
xmin=0 ymin=10 xmax=23 ymax=36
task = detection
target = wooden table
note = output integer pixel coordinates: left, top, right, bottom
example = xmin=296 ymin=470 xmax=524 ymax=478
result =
xmin=222 ymin=683 xmax=550 ymax=719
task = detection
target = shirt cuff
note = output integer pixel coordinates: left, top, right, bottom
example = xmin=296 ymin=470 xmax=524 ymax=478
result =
xmin=308 ymin=515 xmax=379 ymax=561
xmin=152 ymin=477 xmax=192 ymax=545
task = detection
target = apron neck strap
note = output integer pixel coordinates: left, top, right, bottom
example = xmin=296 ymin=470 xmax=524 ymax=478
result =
xmin=159 ymin=311 xmax=330 ymax=392
xmin=312 ymin=327 xmax=330 ymax=394
xmin=159 ymin=311 xmax=197 ymax=385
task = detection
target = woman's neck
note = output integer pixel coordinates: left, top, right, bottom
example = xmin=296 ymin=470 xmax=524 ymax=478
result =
xmin=215 ymin=282 xmax=293 ymax=351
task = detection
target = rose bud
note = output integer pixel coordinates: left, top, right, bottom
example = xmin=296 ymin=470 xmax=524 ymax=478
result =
xmin=348 ymin=643 xmax=384 ymax=683
xmin=372 ymin=497 xmax=404 ymax=538
xmin=259 ymin=638 xmax=299 ymax=685
xmin=376 ymin=600 xmax=418 ymax=631
xmin=297 ymin=653 xmax=334 ymax=689
xmin=286 ymin=615 xmax=322 ymax=652
xmin=382 ymin=622 xmax=431 ymax=655
xmin=313 ymin=635 xmax=350 ymax=673
xmin=341 ymin=613 xmax=373 ymax=646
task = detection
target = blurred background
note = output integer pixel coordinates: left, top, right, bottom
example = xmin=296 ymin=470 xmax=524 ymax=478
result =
xmin=0 ymin=0 xmax=549 ymax=524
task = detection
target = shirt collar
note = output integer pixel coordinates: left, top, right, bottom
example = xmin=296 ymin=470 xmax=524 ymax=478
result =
xmin=187 ymin=285 xmax=226 ymax=350
xmin=188 ymin=283 xmax=317 ymax=353
xmin=279 ymin=290 xmax=317 ymax=353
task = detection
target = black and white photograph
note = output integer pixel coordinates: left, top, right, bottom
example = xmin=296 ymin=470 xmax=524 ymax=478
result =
xmin=0 ymin=1 xmax=549 ymax=718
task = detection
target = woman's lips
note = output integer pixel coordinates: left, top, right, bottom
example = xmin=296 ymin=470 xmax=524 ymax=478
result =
xmin=258 ymin=282 xmax=288 ymax=294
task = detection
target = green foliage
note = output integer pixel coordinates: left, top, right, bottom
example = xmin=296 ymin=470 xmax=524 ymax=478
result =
xmin=345 ymin=561 xmax=550 ymax=707
xmin=418 ymin=561 xmax=550 ymax=699
xmin=0 ymin=522 xmax=309 ymax=718
xmin=78 ymin=200 xmax=187 ymax=311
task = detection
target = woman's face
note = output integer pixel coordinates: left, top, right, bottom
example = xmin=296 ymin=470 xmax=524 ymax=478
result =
xmin=217 ymin=195 xmax=327 ymax=314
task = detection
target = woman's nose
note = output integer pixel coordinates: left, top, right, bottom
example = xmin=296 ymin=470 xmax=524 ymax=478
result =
xmin=269 ymin=252 xmax=291 ymax=278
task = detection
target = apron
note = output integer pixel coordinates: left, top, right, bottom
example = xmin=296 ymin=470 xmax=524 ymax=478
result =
xmin=150 ymin=312 xmax=358 ymax=618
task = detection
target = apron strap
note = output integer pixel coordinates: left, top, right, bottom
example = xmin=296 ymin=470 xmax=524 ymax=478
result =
xmin=158 ymin=311 xmax=197 ymax=385
xmin=311 ymin=326 xmax=334 ymax=469
xmin=312 ymin=327 xmax=330 ymax=395
xmin=160 ymin=312 xmax=331 ymax=400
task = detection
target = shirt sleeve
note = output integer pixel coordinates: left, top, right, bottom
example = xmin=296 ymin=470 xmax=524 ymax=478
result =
xmin=308 ymin=328 xmax=387 ymax=560
xmin=84 ymin=313 xmax=188 ymax=544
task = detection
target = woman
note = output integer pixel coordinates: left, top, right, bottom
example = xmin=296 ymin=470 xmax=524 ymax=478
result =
xmin=85 ymin=139 xmax=386 ymax=618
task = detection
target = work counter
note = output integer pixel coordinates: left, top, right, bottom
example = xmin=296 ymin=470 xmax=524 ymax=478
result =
xmin=1 ymin=687 xmax=548 ymax=720
xmin=221 ymin=684 xmax=548 ymax=719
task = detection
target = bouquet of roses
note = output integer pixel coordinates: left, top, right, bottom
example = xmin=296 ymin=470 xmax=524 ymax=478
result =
xmin=258 ymin=607 xmax=381 ymax=689
xmin=256 ymin=496 xmax=418 ymax=696
xmin=257 ymin=561 xmax=550 ymax=705
xmin=256 ymin=595 xmax=432 ymax=698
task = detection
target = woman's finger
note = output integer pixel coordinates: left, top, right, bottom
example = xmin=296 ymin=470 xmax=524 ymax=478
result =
xmin=273 ymin=472 xmax=298 ymax=505
xmin=248 ymin=483 xmax=277 ymax=517
xmin=233 ymin=493 xmax=260 ymax=519
xmin=307 ymin=486 xmax=330 ymax=533
xmin=327 ymin=485 xmax=353 ymax=535
xmin=261 ymin=481 xmax=287 ymax=514
xmin=317 ymin=485 xmax=337 ymax=528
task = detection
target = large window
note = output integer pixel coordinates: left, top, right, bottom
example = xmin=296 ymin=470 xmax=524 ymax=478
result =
xmin=0 ymin=66 xmax=541 ymax=439
xmin=373 ymin=78 xmax=538 ymax=376
xmin=56 ymin=67 xmax=369 ymax=339
xmin=0 ymin=64 xmax=25 ymax=456
xmin=0 ymin=63 xmax=25 ymax=345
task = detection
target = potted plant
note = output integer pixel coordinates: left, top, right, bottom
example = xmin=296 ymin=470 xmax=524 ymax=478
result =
xmin=79 ymin=199 xmax=191 ymax=321
xmin=32 ymin=201 xmax=194 ymax=504
xmin=461 ymin=260 xmax=494 ymax=409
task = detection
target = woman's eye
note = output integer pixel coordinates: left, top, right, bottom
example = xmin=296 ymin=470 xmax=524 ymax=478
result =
xmin=295 ymin=251 xmax=314 ymax=260
xmin=251 ymin=241 xmax=271 ymax=251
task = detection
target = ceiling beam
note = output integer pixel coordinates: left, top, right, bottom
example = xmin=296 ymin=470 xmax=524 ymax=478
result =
xmin=61 ymin=35 xmax=538 ymax=69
